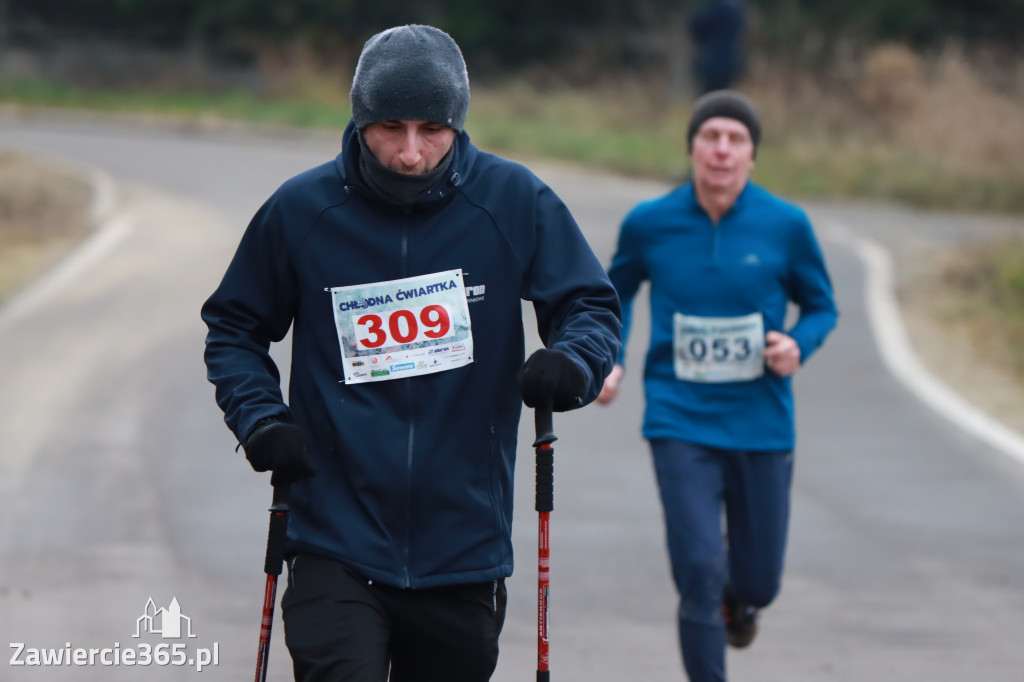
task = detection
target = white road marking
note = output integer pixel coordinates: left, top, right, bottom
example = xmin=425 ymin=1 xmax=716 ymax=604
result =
xmin=0 ymin=168 xmax=131 ymax=333
xmin=825 ymin=219 xmax=1024 ymax=467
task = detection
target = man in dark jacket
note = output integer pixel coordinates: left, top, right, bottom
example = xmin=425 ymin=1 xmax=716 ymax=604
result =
xmin=201 ymin=24 xmax=621 ymax=682
xmin=690 ymin=0 xmax=746 ymax=94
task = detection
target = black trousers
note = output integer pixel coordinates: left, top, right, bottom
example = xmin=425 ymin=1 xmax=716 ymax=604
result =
xmin=282 ymin=553 xmax=507 ymax=682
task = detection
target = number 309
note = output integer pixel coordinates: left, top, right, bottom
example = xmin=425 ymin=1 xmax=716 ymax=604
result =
xmin=356 ymin=304 xmax=452 ymax=349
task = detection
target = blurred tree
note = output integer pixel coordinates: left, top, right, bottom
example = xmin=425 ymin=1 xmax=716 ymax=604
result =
xmin=747 ymin=0 xmax=1024 ymax=49
xmin=4 ymin=0 xmax=1022 ymax=77
xmin=8 ymin=0 xmax=198 ymax=44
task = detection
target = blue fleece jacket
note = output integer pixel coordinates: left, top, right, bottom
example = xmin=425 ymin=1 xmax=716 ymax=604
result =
xmin=608 ymin=181 xmax=836 ymax=451
xmin=202 ymin=121 xmax=621 ymax=588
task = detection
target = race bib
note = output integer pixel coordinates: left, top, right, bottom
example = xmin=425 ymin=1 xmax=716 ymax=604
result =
xmin=330 ymin=269 xmax=474 ymax=384
xmin=672 ymin=311 xmax=765 ymax=383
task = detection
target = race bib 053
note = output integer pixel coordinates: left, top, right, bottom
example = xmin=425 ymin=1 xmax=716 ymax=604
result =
xmin=672 ymin=311 xmax=765 ymax=383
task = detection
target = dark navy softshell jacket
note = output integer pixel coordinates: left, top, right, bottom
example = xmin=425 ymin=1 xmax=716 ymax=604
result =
xmin=202 ymin=121 xmax=621 ymax=588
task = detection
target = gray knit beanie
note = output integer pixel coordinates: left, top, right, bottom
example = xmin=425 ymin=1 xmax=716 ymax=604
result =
xmin=686 ymin=90 xmax=761 ymax=157
xmin=350 ymin=25 xmax=470 ymax=131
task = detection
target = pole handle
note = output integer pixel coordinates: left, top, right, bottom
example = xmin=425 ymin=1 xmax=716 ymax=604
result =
xmin=534 ymin=407 xmax=556 ymax=514
xmin=533 ymin=407 xmax=556 ymax=448
xmin=264 ymin=484 xmax=291 ymax=576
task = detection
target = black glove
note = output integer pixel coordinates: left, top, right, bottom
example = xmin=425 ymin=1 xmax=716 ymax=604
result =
xmin=517 ymin=348 xmax=587 ymax=412
xmin=243 ymin=420 xmax=316 ymax=486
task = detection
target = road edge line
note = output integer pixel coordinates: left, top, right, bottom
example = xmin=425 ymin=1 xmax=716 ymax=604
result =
xmin=0 ymin=167 xmax=131 ymax=333
xmin=824 ymin=219 xmax=1024 ymax=467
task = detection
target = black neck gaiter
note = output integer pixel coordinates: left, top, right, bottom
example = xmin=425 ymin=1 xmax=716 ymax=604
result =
xmin=357 ymin=133 xmax=454 ymax=205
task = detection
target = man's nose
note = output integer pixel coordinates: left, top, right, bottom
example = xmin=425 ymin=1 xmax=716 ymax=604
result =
xmin=398 ymin=130 xmax=423 ymax=166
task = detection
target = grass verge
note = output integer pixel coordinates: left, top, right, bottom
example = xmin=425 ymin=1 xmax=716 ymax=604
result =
xmin=0 ymin=150 xmax=94 ymax=302
xmin=938 ymin=240 xmax=1024 ymax=382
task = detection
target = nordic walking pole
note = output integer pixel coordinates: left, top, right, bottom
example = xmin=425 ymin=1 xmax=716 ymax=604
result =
xmin=255 ymin=483 xmax=290 ymax=682
xmin=534 ymin=405 xmax=556 ymax=682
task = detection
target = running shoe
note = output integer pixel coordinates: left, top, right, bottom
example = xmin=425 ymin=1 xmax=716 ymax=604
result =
xmin=722 ymin=590 xmax=758 ymax=648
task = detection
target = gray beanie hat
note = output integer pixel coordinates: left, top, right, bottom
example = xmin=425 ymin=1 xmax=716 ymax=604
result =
xmin=350 ymin=25 xmax=470 ymax=131
xmin=686 ymin=90 xmax=761 ymax=157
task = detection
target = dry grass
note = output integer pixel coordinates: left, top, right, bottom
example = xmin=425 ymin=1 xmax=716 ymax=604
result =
xmin=896 ymin=235 xmax=1024 ymax=435
xmin=856 ymin=44 xmax=1024 ymax=189
xmin=937 ymin=238 xmax=1024 ymax=378
xmin=465 ymin=43 xmax=1024 ymax=211
xmin=746 ymin=43 xmax=1024 ymax=153
xmin=0 ymin=150 xmax=94 ymax=302
xmin=717 ymin=44 xmax=1024 ymax=210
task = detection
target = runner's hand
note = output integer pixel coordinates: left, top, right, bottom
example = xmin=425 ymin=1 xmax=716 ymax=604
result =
xmin=763 ymin=331 xmax=801 ymax=377
xmin=596 ymin=364 xmax=624 ymax=405
xmin=243 ymin=421 xmax=316 ymax=486
xmin=517 ymin=348 xmax=587 ymax=412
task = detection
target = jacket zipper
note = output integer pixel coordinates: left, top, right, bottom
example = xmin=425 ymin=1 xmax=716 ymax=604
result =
xmin=711 ymin=220 xmax=720 ymax=264
xmin=403 ymin=378 xmax=415 ymax=587
xmin=401 ymin=218 xmax=414 ymax=588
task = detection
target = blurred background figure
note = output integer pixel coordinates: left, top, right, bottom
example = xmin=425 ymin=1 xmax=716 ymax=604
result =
xmin=689 ymin=0 xmax=746 ymax=95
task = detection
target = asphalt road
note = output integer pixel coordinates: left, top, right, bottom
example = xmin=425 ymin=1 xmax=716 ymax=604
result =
xmin=1 ymin=115 xmax=1023 ymax=681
